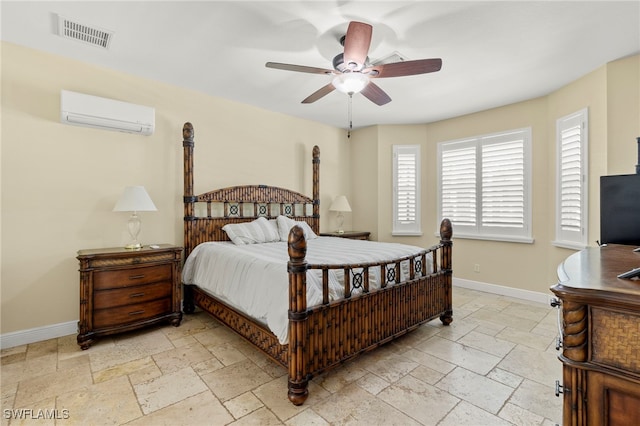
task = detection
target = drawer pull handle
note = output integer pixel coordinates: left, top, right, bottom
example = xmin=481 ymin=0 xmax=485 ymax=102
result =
xmin=130 ymin=293 xmax=145 ymax=298
xmin=555 ymin=380 xmax=570 ymax=397
xmin=128 ymin=310 xmax=145 ymax=316
xmin=129 ymin=274 xmax=145 ymax=280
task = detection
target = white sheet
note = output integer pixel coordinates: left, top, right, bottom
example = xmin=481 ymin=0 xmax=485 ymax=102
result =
xmin=182 ymin=237 xmax=430 ymax=344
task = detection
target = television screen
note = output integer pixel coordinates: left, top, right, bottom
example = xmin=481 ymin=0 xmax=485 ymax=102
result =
xmin=600 ymin=174 xmax=640 ymax=246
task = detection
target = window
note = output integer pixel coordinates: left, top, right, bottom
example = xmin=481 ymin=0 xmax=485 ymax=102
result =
xmin=393 ymin=145 xmax=421 ymax=236
xmin=555 ymin=108 xmax=588 ymax=249
xmin=438 ymin=128 xmax=532 ymax=243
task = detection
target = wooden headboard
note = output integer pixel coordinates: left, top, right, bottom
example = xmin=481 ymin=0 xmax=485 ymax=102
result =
xmin=182 ymin=122 xmax=320 ymax=257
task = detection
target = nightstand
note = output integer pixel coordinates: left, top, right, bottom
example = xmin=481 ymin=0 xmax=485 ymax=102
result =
xmin=319 ymin=231 xmax=370 ymax=240
xmin=77 ymin=244 xmax=183 ymax=349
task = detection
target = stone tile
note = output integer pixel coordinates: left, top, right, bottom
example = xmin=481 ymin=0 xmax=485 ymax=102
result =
xmin=200 ymin=358 xmax=273 ymax=402
xmin=313 ymin=362 xmax=368 ymax=393
xmin=0 ymin=353 xmax=57 ymax=387
xmin=126 ymin=390 xmax=233 ymax=426
xmin=435 ymin=319 xmax=478 ymax=341
xmin=56 ymin=375 xmax=141 ymax=425
xmin=496 ymin=327 xmax=555 ymax=351
xmin=509 ymin=379 xmax=562 ymax=423
xmin=438 ymin=400 xmax=513 ymax=426
xmin=457 ymin=330 xmax=516 ymax=357
xmin=152 ymin=341 xmax=215 ymax=374
xmin=436 ymin=367 xmax=514 ymax=414
xmin=13 ymin=363 xmax=92 ymax=407
xmin=409 ymin=365 xmax=447 ymax=386
xmin=355 ymin=372 xmax=390 ymax=395
xmin=25 ymin=339 xmax=58 ymax=360
xmin=501 ymin=301 xmax=551 ymax=322
xmin=415 ymin=336 xmax=502 ymax=375
xmin=498 ymin=345 xmax=562 ymax=387
xmin=134 ymin=367 xmax=208 ymax=414
xmin=315 ymin=383 xmax=422 ymax=426
xmin=499 ymin=402 xmax=544 ymax=425
xmin=285 ymin=408 xmax=330 ymax=426
xmin=359 ymin=353 xmax=417 ymax=384
xmin=401 ymin=348 xmax=456 ymax=374
xmin=230 ymin=406 xmax=283 ymax=425
xmin=378 ymin=375 xmax=459 ymax=425
xmin=253 ymin=375 xmax=329 ymax=422
xmin=468 ymin=307 xmax=539 ymax=331
xmin=487 ymin=367 xmax=524 ymax=388
xmin=224 ymin=391 xmax=264 ymax=419
xmin=206 ymin=342 xmax=248 ymax=367
xmin=92 ymin=356 xmax=155 ymax=383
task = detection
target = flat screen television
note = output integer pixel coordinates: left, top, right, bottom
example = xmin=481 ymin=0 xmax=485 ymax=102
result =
xmin=600 ymin=173 xmax=640 ymax=246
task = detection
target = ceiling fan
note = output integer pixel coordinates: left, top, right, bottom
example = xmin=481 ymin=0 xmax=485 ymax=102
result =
xmin=265 ymin=21 xmax=442 ymax=106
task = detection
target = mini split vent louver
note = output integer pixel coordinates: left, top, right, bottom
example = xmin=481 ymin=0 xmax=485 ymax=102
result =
xmin=57 ymin=15 xmax=113 ymax=49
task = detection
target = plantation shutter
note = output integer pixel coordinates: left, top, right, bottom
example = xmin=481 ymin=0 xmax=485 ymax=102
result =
xmin=440 ymin=142 xmax=477 ymax=231
xmin=555 ymin=108 xmax=588 ymax=248
xmin=438 ymin=128 xmax=532 ymax=242
xmin=393 ymin=145 xmax=421 ymax=235
xmin=480 ymin=134 xmax=525 ymax=232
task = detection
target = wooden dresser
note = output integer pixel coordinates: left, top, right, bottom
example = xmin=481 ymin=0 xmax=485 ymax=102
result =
xmin=550 ymin=244 xmax=640 ymax=425
xmin=77 ymin=244 xmax=183 ymax=349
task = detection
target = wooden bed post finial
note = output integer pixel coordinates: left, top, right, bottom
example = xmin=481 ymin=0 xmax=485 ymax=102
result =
xmin=183 ymin=122 xmax=194 ymax=142
xmin=287 ymin=225 xmax=309 ymax=405
xmin=439 ymin=218 xmax=452 ymax=242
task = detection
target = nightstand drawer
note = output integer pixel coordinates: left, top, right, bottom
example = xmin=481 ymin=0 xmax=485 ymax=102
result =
xmin=93 ymin=298 xmax=172 ymax=329
xmin=93 ymin=264 xmax=172 ymax=291
xmin=94 ymin=282 xmax=172 ymax=310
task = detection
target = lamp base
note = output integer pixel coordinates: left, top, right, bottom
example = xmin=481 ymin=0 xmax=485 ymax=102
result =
xmin=124 ymin=242 xmax=142 ymax=250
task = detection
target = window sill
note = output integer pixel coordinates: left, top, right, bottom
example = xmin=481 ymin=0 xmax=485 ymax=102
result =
xmin=552 ymin=240 xmax=586 ymax=250
xmin=437 ymin=231 xmax=534 ymax=244
xmin=392 ymin=231 xmax=423 ymax=237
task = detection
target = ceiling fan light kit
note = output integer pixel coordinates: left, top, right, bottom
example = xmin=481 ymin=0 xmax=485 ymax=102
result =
xmin=332 ymin=72 xmax=370 ymax=94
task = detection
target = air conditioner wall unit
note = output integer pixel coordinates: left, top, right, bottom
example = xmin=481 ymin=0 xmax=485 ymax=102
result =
xmin=60 ymin=90 xmax=155 ymax=135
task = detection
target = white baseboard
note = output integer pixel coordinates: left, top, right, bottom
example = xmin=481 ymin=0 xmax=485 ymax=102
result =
xmin=453 ymin=277 xmax=551 ymax=305
xmin=0 ymin=321 xmax=77 ymax=350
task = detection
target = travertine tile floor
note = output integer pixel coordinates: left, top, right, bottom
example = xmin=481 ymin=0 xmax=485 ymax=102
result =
xmin=1 ymin=287 xmax=563 ymax=425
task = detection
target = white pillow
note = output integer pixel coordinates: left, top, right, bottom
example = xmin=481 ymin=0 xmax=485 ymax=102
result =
xmin=222 ymin=217 xmax=280 ymax=245
xmin=276 ymin=215 xmax=318 ymax=241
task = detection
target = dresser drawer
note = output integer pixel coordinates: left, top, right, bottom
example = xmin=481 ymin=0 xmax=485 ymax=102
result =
xmin=93 ymin=282 xmax=172 ymax=310
xmin=93 ymin=298 xmax=172 ymax=329
xmin=93 ymin=264 xmax=172 ymax=291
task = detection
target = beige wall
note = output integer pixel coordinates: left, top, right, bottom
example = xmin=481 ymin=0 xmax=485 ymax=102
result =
xmin=0 ymin=42 xmax=348 ymax=334
xmin=2 ymin=41 xmax=638 ymax=336
xmin=352 ymin=54 xmax=640 ymax=294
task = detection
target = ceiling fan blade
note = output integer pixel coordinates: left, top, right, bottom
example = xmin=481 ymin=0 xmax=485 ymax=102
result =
xmin=366 ymin=58 xmax=442 ymax=78
xmin=302 ymin=83 xmax=336 ymax=104
xmin=342 ymin=21 xmax=373 ymax=69
xmin=360 ymin=82 xmax=391 ymax=106
xmin=266 ymin=62 xmax=335 ymax=75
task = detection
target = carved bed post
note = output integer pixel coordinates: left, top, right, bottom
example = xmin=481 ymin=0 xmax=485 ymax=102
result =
xmin=183 ymin=122 xmax=196 ymax=314
xmin=439 ymin=218 xmax=453 ymax=325
xmin=312 ymin=145 xmax=320 ymax=234
xmin=287 ymin=225 xmax=309 ymax=405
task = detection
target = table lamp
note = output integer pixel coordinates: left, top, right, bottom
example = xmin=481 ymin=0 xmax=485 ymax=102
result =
xmin=113 ymin=186 xmax=157 ymax=249
xmin=329 ymin=195 xmax=351 ymax=234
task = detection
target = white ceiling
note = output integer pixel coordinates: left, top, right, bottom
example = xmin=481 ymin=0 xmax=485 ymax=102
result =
xmin=2 ymin=1 xmax=639 ymax=130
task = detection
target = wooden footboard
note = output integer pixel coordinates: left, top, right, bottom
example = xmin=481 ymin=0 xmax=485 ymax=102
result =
xmin=286 ymin=219 xmax=452 ymax=405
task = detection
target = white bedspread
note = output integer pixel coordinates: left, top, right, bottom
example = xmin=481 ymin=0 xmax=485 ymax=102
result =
xmin=182 ymin=237 xmax=429 ymax=344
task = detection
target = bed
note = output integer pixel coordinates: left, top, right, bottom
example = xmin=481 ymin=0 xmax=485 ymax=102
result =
xmin=180 ymin=122 xmax=453 ymax=405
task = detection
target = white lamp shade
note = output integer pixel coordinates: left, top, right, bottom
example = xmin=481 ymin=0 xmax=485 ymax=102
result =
xmin=329 ymin=195 xmax=352 ymax=212
xmin=332 ymin=73 xmax=370 ymax=94
xmin=113 ymin=186 xmax=157 ymax=212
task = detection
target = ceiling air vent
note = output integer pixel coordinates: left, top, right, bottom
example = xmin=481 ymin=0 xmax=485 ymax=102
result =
xmin=57 ymin=15 xmax=113 ymax=49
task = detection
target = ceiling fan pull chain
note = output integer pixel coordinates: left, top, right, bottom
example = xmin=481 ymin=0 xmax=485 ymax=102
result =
xmin=347 ymin=94 xmax=353 ymax=138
